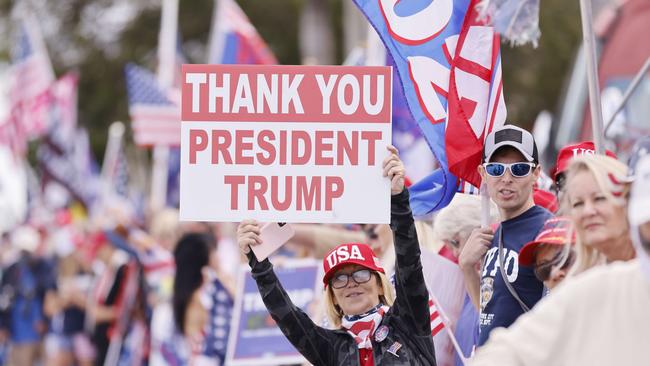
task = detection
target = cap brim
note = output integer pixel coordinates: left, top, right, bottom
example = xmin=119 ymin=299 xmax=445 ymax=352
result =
xmin=519 ymin=240 xmax=566 ymax=266
xmin=322 ymin=260 xmax=384 ymax=286
xmin=518 ymin=242 xmax=541 ymax=266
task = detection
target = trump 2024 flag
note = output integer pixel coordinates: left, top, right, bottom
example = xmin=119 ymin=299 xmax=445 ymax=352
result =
xmin=354 ymin=0 xmax=506 ymax=215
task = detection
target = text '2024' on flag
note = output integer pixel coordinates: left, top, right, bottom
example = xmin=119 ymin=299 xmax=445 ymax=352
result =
xmin=354 ymin=0 xmax=506 ymax=215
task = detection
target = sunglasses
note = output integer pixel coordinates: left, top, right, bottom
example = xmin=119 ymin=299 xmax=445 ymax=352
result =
xmin=483 ymin=162 xmax=536 ymax=178
xmin=330 ymin=269 xmax=373 ymax=289
xmin=534 ymin=249 xmax=575 ymax=282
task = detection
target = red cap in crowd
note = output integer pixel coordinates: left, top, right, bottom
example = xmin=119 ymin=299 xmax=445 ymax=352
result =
xmin=322 ymin=243 xmax=385 ymax=286
xmin=519 ymin=217 xmax=575 ymax=266
xmin=554 ymin=141 xmax=617 ymax=180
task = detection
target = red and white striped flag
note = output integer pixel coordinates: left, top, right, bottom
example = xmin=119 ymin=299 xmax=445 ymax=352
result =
xmin=429 ymin=298 xmax=446 ymax=337
xmin=6 ymin=12 xmax=55 ymax=145
xmin=125 ymin=63 xmax=180 ymax=147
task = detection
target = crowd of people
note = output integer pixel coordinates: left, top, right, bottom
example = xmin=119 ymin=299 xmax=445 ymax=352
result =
xmin=0 ymin=129 xmax=648 ymax=366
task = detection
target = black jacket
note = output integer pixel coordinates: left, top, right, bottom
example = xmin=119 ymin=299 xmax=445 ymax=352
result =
xmin=247 ymin=189 xmax=436 ymax=365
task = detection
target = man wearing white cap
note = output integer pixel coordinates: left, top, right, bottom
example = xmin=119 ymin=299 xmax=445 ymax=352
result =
xmin=467 ymin=139 xmax=650 ymax=365
xmin=459 ymin=125 xmax=553 ymax=346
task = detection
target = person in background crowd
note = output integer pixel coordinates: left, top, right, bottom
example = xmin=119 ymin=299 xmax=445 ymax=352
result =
xmin=150 ymin=232 xmax=233 ymax=365
xmin=0 ymin=225 xmax=55 ymax=366
xmin=552 ymin=141 xmax=617 ymax=203
xmin=44 ymin=252 xmax=94 ymax=366
xmin=563 ymin=154 xmax=635 ymax=276
xmin=433 ymin=194 xmax=499 ymax=261
xmin=467 ymin=140 xmax=650 ymax=366
xmin=237 ymin=146 xmax=436 ymax=365
xmin=518 ymin=217 xmax=575 ymax=291
xmin=459 ymin=125 xmax=553 ymax=347
xmin=148 ymin=208 xmax=180 ymax=252
xmin=532 ymin=188 xmax=558 ymax=214
xmin=430 ymin=194 xmax=498 ymax=366
xmin=86 ymin=232 xmax=140 ymax=366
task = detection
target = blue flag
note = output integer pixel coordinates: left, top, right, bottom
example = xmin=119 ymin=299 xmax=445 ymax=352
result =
xmin=354 ymin=0 xmax=507 ymax=216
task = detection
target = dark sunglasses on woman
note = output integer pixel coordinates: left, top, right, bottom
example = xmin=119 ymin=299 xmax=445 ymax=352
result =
xmin=534 ymin=249 xmax=575 ymax=282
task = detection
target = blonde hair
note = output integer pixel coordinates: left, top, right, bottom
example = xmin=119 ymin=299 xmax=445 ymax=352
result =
xmin=323 ymin=271 xmax=395 ymax=328
xmin=432 ymin=194 xmax=499 ymax=245
xmin=563 ymin=154 xmax=630 ymax=276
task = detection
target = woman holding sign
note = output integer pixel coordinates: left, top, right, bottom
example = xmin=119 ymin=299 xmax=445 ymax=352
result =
xmin=237 ymin=146 xmax=436 ymax=365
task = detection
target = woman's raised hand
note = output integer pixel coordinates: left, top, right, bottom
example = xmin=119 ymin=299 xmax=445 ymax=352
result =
xmin=237 ymin=219 xmax=262 ymax=255
xmin=382 ymin=145 xmax=406 ymax=195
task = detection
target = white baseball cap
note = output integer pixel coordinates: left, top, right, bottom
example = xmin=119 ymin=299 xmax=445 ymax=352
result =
xmin=483 ymin=125 xmax=538 ymax=163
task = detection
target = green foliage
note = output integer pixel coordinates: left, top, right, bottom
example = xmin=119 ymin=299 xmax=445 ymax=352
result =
xmin=501 ymin=0 xmax=582 ymax=128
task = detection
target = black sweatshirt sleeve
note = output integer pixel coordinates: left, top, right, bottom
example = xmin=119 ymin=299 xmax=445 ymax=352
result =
xmin=247 ymin=253 xmax=335 ymax=366
xmin=389 ymin=189 xmax=432 ymax=336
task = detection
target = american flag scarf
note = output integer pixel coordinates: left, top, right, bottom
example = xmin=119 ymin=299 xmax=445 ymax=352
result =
xmin=341 ymin=304 xmax=389 ymax=350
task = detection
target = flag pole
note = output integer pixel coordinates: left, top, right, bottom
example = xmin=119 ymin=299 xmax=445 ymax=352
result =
xmin=101 ymin=121 xmax=125 ymax=202
xmin=429 ymin=292 xmax=468 ymax=365
xmin=604 ymin=56 xmax=650 ymax=137
xmin=578 ymin=0 xmax=605 ymax=154
xmin=207 ymin=0 xmax=223 ymax=64
xmin=150 ymin=0 xmax=179 ymax=211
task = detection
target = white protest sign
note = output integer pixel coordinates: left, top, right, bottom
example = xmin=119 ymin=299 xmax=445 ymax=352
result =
xmin=180 ymin=64 xmax=392 ymax=223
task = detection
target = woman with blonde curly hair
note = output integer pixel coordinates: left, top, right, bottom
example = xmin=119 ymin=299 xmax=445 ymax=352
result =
xmin=562 ymin=154 xmax=635 ymax=276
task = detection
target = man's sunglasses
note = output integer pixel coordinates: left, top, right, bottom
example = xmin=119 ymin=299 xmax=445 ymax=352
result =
xmin=483 ymin=162 xmax=536 ymax=178
xmin=534 ymin=249 xmax=575 ymax=282
xmin=330 ymin=269 xmax=373 ymax=289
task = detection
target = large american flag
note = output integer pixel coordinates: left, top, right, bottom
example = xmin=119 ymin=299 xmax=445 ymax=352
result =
xmin=0 ymin=14 xmax=55 ymax=154
xmin=125 ymin=63 xmax=180 ymax=147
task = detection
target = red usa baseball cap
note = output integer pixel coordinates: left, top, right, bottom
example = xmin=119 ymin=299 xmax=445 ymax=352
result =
xmin=322 ymin=243 xmax=385 ymax=286
xmin=519 ymin=217 xmax=575 ymax=266
xmin=554 ymin=141 xmax=617 ymax=181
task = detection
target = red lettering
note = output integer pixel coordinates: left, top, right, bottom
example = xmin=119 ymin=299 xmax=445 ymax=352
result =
xmin=235 ymin=130 xmax=254 ymax=164
xmin=325 ymin=176 xmax=344 ymax=211
xmin=296 ymin=176 xmax=321 ymax=211
xmin=189 ymin=129 xmax=208 ymax=164
xmin=271 ymin=176 xmax=292 ymax=211
xmin=337 ymin=131 xmax=358 ymax=165
xmin=361 ymin=131 xmax=382 ymax=165
xmin=314 ymin=131 xmax=334 ymax=165
xmin=280 ymin=130 xmax=288 ymax=165
xmin=291 ymin=131 xmax=311 ymax=165
xmin=248 ymin=176 xmax=269 ymax=210
xmin=224 ymin=175 xmax=245 ymax=209
xmin=211 ymin=130 xmax=233 ymax=164
xmin=256 ymin=130 xmax=276 ymax=165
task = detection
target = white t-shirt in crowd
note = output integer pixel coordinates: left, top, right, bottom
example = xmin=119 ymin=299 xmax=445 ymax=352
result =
xmin=469 ymin=259 xmax=650 ymax=366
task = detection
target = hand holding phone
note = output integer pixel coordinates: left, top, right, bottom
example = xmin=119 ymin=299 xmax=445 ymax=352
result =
xmin=252 ymin=222 xmax=295 ymax=261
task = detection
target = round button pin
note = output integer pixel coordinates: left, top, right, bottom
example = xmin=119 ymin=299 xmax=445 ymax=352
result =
xmin=374 ymin=325 xmax=389 ymax=342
